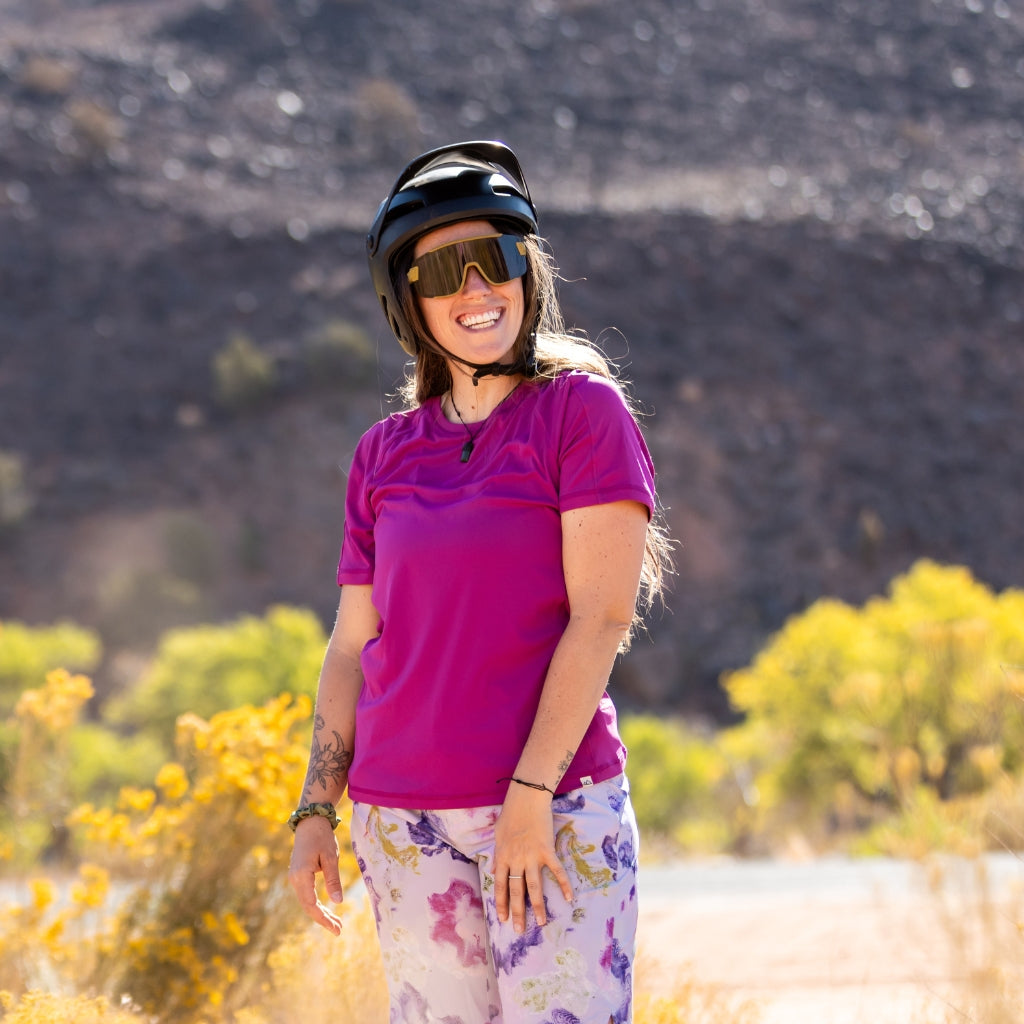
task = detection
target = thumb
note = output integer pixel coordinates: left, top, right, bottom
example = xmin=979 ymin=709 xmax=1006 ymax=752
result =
xmin=321 ymin=854 xmax=344 ymax=904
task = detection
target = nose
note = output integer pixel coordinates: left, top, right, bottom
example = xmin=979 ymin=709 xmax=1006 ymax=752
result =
xmin=460 ymin=264 xmax=492 ymax=294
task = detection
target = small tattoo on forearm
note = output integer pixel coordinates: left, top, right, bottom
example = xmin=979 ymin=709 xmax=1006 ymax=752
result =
xmin=303 ymin=714 xmax=353 ymax=794
xmin=556 ymin=749 xmax=574 ymax=777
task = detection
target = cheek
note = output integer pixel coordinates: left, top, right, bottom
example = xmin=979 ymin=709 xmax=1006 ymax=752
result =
xmin=417 ymin=298 xmax=447 ymax=339
xmin=509 ymin=284 xmax=526 ymax=329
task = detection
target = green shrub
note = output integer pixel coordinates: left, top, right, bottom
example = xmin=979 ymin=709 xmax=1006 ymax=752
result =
xmin=0 ymin=620 xmax=101 ymax=714
xmin=621 ymin=714 xmax=730 ymax=850
xmin=213 ymin=332 xmax=276 ymax=411
xmin=304 ymin=319 xmax=375 ymax=385
xmin=164 ymin=511 xmax=221 ymax=588
xmin=96 ymin=567 xmax=208 ymax=649
xmin=68 ymin=724 xmax=168 ymax=804
xmin=236 ymin=517 xmax=266 ymax=574
xmin=0 ymin=451 xmax=33 ymax=533
xmin=104 ymin=606 xmax=326 ymax=753
xmin=4 ymin=669 xmax=95 ymax=867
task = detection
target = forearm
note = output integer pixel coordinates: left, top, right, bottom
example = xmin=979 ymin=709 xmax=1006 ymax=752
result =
xmin=299 ymin=642 xmax=362 ymax=806
xmin=512 ymin=613 xmax=631 ymax=792
xmin=494 ymin=614 xmax=629 ymax=931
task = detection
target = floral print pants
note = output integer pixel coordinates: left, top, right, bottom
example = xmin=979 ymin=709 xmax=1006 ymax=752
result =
xmin=350 ymin=775 xmax=639 ymax=1024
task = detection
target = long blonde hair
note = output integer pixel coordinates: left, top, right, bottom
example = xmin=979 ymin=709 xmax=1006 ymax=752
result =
xmin=393 ymin=232 xmax=674 ymax=640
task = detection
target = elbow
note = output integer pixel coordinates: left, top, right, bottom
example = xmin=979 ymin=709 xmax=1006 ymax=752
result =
xmin=569 ymin=608 xmax=636 ymax=650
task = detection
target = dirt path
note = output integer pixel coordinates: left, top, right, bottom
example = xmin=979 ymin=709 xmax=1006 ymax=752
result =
xmin=636 ymin=855 xmax=1024 ymax=1024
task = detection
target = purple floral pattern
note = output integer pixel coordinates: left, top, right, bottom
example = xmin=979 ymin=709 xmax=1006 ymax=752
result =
xmin=350 ymin=776 xmax=638 ymax=1022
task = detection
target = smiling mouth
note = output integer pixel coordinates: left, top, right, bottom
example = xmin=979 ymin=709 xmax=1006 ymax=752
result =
xmin=457 ymin=308 xmax=503 ymax=329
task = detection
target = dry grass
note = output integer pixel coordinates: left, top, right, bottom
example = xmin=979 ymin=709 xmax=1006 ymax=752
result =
xmin=923 ymin=854 xmax=1024 ymax=1024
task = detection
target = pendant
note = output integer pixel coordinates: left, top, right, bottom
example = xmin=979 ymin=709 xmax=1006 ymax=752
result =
xmin=460 ymin=440 xmax=474 ymax=463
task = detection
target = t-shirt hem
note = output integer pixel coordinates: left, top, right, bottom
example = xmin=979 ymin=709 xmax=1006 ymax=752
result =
xmin=560 ymin=486 xmax=654 ymax=518
xmin=347 ymin=759 xmax=625 ymax=810
xmin=337 ymin=570 xmax=373 ymax=586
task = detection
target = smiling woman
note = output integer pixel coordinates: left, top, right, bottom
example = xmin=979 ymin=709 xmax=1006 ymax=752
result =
xmin=288 ymin=140 xmax=674 ymax=1024
xmin=412 ymin=219 xmax=526 ymax=379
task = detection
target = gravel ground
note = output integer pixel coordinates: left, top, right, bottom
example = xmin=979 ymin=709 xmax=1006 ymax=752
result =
xmin=638 ymin=854 xmax=1024 ymax=1023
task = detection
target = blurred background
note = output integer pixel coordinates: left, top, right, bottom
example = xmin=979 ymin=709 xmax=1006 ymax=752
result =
xmin=1 ymin=0 xmax=1022 ymax=719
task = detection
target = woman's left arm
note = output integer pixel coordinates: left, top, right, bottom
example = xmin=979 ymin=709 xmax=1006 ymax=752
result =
xmin=493 ymin=498 xmax=649 ymax=934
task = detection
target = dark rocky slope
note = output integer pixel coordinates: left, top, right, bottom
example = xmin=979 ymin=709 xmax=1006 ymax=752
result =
xmin=1 ymin=0 xmax=1022 ymax=713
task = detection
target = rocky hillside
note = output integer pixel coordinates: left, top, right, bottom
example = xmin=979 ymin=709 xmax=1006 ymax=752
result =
xmin=1 ymin=0 xmax=1022 ymax=714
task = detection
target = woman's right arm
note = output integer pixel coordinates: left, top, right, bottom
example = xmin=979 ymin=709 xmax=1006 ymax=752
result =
xmin=288 ymin=583 xmax=378 ymax=935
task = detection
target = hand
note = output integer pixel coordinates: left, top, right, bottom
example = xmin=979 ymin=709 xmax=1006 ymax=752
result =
xmin=493 ymin=785 xmax=573 ymax=934
xmin=288 ymin=816 xmax=346 ymax=935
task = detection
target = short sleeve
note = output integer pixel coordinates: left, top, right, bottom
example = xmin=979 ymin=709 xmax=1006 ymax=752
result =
xmin=336 ymin=423 xmax=382 ymax=586
xmin=557 ymin=374 xmax=656 ymax=518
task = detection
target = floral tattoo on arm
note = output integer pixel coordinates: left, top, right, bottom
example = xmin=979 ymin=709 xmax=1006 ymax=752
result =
xmin=302 ymin=713 xmax=353 ymax=798
xmin=555 ymin=749 xmax=574 ymax=783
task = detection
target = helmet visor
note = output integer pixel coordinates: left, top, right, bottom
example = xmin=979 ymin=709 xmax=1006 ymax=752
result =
xmin=407 ymin=234 xmax=528 ymax=298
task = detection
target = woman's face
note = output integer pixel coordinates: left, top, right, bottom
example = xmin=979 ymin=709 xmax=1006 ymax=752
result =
xmin=412 ymin=219 xmax=525 ymax=370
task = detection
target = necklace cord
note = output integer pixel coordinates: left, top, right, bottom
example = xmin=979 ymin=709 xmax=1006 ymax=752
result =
xmin=447 ymin=380 xmax=522 ymax=463
xmin=449 ymin=396 xmax=481 ymax=463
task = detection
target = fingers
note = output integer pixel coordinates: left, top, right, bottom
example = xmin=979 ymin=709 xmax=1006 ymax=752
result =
xmin=494 ymin=872 xmax=530 ymax=931
xmin=288 ymin=820 xmax=345 ymax=936
xmin=508 ymin=874 xmax=530 ymax=932
xmin=496 ymin=857 xmax=574 ymax=934
xmin=494 ymin=871 xmax=511 ymax=923
xmin=289 ymin=866 xmax=345 ymax=935
xmin=547 ymin=857 xmax=574 ymax=905
xmin=301 ymin=882 xmax=345 ymax=936
xmin=493 ymin=790 xmax=575 ymax=932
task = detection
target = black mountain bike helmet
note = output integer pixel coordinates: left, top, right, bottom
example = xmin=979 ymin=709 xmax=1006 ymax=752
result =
xmin=366 ymin=140 xmax=539 ymax=357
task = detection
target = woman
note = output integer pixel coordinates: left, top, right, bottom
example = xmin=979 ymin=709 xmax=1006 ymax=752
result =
xmin=288 ymin=141 xmax=672 ymax=1024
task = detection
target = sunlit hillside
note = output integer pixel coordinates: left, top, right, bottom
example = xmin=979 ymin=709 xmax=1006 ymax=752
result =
xmin=1 ymin=0 xmax=1022 ymax=716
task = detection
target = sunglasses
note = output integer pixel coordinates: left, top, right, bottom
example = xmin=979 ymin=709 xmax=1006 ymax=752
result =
xmin=407 ymin=234 xmax=528 ymax=298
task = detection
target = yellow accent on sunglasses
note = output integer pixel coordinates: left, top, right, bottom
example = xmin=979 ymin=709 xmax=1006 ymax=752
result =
xmin=407 ymin=234 xmax=528 ymax=298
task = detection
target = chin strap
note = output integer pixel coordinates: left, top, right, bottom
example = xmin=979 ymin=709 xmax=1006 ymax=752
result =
xmin=434 ymin=336 xmax=538 ymax=385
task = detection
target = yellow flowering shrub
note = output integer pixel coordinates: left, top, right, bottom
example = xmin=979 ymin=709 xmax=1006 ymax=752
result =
xmin=66 ymin=693 xmax=359 ymax=1022
xmin=1 ymin=683 xmax=361 ymax=1023
xmin=723 ymin=560 xmax=1024 ymax=850
xmin=238 ymin=902 xmax=389 ymax=1024
xmin=5 ymin=669 xmax=94 ymax=866
xmin=14 ymin=669 xmax=94 ymax=736
xmin=0 ymin=863 xmax=110 ymax=995
xmin=0 ymin=620 xmax=100 ymax=715
xmin=0 ymin=991 xmax=140 ymax=1024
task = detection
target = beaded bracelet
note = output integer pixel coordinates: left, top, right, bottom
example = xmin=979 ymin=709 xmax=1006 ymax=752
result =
xmin=287 ymin=802 xmax=339 ymax=832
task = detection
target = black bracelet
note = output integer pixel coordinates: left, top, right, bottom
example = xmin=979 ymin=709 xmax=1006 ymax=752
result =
xmin=497 ymin=775 xmax=555 ymax=795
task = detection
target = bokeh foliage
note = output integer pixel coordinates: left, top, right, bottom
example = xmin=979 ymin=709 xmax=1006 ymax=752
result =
xmin=723 ymin=560 xmax=1024 ymax=851
xmin=105 ymin=605 xmax=325 ymax=754
xmin=1 ymin=673 xmax=362 ymax=1022
xmin=1 ymin=560 xmax=1023 ymax=1020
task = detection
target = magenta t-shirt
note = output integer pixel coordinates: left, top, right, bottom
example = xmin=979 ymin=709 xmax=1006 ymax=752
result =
xmin=337 ymin=370 xmax=656 ymax=809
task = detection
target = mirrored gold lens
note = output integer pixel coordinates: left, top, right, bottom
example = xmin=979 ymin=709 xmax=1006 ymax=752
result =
xmin=408 ymin=234 xmax=528 ymax=298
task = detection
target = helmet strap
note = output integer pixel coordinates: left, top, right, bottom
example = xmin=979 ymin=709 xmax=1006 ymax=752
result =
xmin=430 ymin=333 xmax=538 ymax=386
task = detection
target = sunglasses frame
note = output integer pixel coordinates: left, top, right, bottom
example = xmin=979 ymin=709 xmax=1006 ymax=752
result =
xmin=407 ymin=234 xmax=528 ymax=298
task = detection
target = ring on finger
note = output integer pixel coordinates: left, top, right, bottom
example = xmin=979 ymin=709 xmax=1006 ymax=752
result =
xmin=508 ymin=874 xmax=523 ymax=880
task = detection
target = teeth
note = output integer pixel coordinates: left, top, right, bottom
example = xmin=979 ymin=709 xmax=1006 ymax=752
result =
xmin=459 ymin=309 xmax=501 ymax=329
